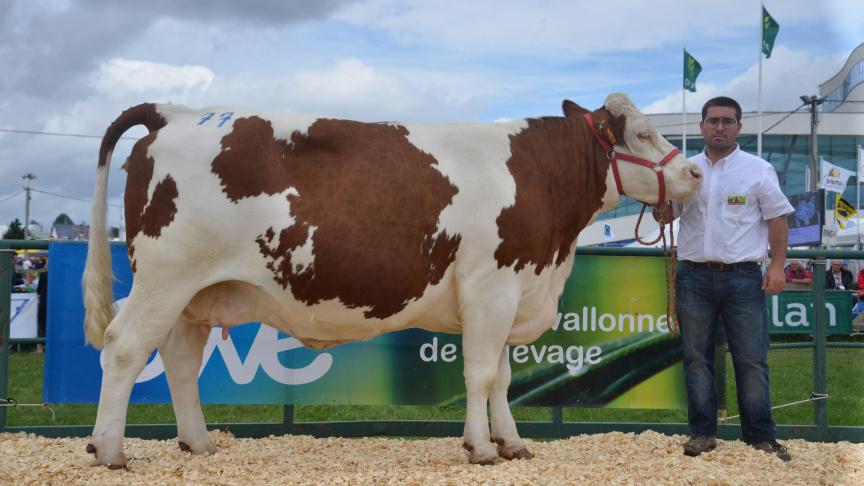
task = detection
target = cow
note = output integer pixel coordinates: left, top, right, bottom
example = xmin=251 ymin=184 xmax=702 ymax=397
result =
xmin=82 ymin=93 xmax=702 ymax=468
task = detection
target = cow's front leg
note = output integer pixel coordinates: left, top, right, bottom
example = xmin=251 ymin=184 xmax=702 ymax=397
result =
xmin=460 ymin=292 xmax=517 ymax=465
xmin=160 ymin=319 xmax=216 ymax=455
xmin=490 ymin=346 xmax=533 ymax=460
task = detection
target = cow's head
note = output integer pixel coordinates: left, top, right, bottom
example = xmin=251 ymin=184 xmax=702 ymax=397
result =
xmin=563 ymin=93 xmax=702 ymax=208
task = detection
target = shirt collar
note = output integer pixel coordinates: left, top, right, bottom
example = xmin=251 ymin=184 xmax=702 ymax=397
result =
xmin=701 ymin=144 xmax=740 ymax=166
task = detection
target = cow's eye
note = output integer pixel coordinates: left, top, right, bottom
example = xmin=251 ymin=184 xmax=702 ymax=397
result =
xmin=637 ymin=133 xmax=652 ymax=142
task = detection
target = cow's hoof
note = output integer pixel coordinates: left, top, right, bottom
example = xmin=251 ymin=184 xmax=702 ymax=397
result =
xmin=468 ymin=454 xmax=498 ymax=466
xmin=498 ymin=444 xmax=534 ymax=460
xmin=467 ymin=444 xmax=499 ymax=465
xmin=178 ymin=439 xmax=217 ymax=454
xmin=86 ymin=442 xmax=128 ymax=469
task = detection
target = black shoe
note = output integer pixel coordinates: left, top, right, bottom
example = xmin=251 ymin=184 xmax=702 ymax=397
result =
xmin=683 ymin=435 xmax=716 ymax=456
xmin=749 ymin=440 xmax=791 ymax=462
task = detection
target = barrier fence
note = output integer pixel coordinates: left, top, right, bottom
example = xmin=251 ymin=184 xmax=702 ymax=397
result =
xmin=1 ymin=240 xmax=862 ymax=442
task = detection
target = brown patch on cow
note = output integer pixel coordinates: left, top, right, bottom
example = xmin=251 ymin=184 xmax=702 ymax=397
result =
xmin=212 ymin=116 xmax=461 ymax=319
xmin=140 ymin=175 xmax=178 ymax=237
xmin=123 ymin=131 xmax=179 ymax=270
xmin=494 ymin=113 xmax=612 ymax=274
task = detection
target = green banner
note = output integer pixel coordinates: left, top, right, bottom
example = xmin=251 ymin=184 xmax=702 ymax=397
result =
xmin=762 ymin=6 xmax=780 ymax=58
xmin=683 ymin=49 xmax=702 ymax=92
xmin=420 ymin=255 xmax=686 ymax=409
xmin=768 ymin=291 xmax=852 ymax=334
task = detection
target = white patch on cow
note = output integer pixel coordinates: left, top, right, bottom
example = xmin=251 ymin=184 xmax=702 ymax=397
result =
xmin=403 ymin=121 xmax=524 ymax=248
xmin=271 ymin=114 xmax=319 ymax=142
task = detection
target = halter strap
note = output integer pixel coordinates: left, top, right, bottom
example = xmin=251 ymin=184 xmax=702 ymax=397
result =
xmin=582 ymin=113 xmax=679 ymax=204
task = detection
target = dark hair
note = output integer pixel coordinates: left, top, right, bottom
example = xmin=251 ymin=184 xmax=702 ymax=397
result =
xmin=701 ymin=96 xmax=742 ymax=121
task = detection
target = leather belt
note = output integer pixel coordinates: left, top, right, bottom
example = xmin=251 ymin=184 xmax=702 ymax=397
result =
xmin=681 ymin=260 xmax=761 ymax=272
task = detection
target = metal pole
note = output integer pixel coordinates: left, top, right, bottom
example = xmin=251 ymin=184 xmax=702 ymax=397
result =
xmin=811 ymin=255 xmax=828 ymax=441
xmin=0 ymin=250 xmax=12 ymax=431
xmin=800 ymin=96 xmax=821 ymax=192
xmin=757 ymin=1 xmax=763 ymax=158
xmin=282 ymin=405 xmax=295 ymax=435
xmin=857 ymin=144 xmax=862 ymax=249
xmin=21 ymin=174 xmax=36 ymax=240
xmin=715 ymin=331 xmax=728 ymax=423
xmin=682 ymin=66 xmax=687 ymax=157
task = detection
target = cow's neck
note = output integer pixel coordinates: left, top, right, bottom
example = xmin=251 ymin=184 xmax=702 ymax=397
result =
xmin=494 ymin=117 xmax=610 ymax=274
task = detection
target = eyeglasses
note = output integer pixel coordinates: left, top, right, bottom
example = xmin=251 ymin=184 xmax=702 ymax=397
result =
xmin=703 ymin=117 xmax=738 ymax=128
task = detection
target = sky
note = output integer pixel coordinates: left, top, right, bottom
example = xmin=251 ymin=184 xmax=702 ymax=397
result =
xmin=1 ymin=0 xmax=862 ymax=234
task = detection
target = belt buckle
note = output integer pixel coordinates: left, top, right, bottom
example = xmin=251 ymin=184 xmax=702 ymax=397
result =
xmin=707 ymin=261 xmax=725 ymax=271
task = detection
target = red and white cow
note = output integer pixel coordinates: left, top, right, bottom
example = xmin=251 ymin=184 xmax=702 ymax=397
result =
xmin=83 ymin=93 xmax=702 ymax=467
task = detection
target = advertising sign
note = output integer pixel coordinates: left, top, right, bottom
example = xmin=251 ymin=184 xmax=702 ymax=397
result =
xmin=787 ymin=189 xmax=824 ymax=247
xmin=768 ymin=291 xmax=852 ymax=334
xmin=44 ymin=243 xmax=686 ymax=408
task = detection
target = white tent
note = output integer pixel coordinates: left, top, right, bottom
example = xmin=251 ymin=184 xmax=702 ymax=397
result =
xmin=834 ymin=217 xmax=864 ymax=248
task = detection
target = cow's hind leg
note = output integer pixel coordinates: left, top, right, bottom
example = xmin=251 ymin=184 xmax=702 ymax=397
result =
xmin=87 ymin=287 xmax=192 ymax=468
xmin=460 ymin=285 xmax=518 ymax=465
xmin=490 ymin=346 xmax=533 ymax=460
xmin=160 ymin=317 xmax=216 ymax=455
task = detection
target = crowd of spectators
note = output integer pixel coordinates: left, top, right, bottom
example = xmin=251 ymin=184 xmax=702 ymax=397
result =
xmin=12 ymin=253 xmax=48 ymax=353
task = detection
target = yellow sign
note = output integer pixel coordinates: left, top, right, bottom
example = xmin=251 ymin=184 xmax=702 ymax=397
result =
xmin=834 ymin=193 xmax=857 ymax=229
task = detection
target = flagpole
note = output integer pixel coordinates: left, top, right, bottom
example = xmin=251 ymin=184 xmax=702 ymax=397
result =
xmin=757 ymin=2 xmax=764 ymax=159
xmin=858 ymin=144 xmax=862 ymax=248
xmin=682 ymin=47 xmax=687 ymax=156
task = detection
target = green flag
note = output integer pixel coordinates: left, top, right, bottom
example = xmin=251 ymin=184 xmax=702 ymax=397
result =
xmin=683 ymin=49 xmax=701 ymax=93
xmin=762 ymin=6 xmax=779 ymax=58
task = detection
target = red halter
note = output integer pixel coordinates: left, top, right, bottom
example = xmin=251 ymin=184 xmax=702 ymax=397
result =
xmin=582 ymin=112 xmax=682 ymax=333
xmin=582 ymin=113 xmax=680 ymax=204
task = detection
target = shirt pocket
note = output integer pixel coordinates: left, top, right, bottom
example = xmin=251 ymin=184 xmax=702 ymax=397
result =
xmin=720 ymin=187 xmax=755 ymax=225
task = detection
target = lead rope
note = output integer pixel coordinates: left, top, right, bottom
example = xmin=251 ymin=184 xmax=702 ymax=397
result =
xmin=634 ymin=202 xmax=679 ymax=334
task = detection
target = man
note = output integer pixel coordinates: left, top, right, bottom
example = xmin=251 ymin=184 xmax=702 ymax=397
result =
xmin=784 ymin=260 xmax=812 ymax=286
xmin=825 ymin=259 xmax=854 ymax=290
xmin=654 ymin=96 xmax=793 ymax=461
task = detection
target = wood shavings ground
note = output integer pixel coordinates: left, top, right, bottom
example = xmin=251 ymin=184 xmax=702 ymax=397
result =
xmin=1 ymin=430 xmax=861 ymax=485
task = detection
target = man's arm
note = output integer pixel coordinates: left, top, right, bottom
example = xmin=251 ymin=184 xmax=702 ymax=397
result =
xmin=764 ymin=216 xmax=789 ymax=295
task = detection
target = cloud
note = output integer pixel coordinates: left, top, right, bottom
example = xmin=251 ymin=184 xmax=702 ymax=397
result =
xmin=90 ymin=58 xmax=214 ymax=97
xmin=336 ymin=0 xmax=691 ymax=58
xmin=79 ymin=0 xmax=355 ymax=25
xmin=335 ymin=0 xmax=843 ymax=59
xmin=282 ymin=59 xmax=485 ymax=121
xmin=641 ymin=46 xmax=848 ymax=114
xmin=0 ymin=55 xmax=493 ymax=230
xmin=0 ymin=0 xmax=352 ymax=101
xmin=1 ymin=0 xmax=861 ymax=232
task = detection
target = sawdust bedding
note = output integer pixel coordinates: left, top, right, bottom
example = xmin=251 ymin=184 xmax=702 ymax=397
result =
xmin=1 ymin=429 xmax=861 ymax=485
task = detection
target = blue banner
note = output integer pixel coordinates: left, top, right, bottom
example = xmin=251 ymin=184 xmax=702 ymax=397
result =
xmin=43 ymin=242 xmax=687 ymax=408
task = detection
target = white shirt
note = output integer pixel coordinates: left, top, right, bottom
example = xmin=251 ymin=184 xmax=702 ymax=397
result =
xmin=672 ymin=145 xmax=793 ymax=264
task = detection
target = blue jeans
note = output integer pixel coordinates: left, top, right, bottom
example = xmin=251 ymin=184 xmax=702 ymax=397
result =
xmin=675 ymin=261 xmax=776 ymax=443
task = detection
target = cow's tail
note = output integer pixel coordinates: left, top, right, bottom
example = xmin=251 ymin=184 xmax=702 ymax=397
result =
xmin=83 ymin=103 xmax=166 ymax=348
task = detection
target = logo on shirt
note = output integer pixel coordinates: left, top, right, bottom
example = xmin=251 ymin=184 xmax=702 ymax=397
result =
xmin=727 ymin=195 xmax=747 ymax=206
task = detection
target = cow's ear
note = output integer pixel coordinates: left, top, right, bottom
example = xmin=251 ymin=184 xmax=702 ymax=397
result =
xmin=562 ymin=100 xmax=589 ymax=118
xmin=606 ymin=113 xmax=626 ymax=146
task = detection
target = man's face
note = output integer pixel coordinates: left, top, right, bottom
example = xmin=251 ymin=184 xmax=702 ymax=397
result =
xmin=790 ymin=261 xmax=801 ymax=271
xmin=700 ymin=106 xmax=741 ymax=153
xmin=831 ymin=261 xmax=843 ymax=273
